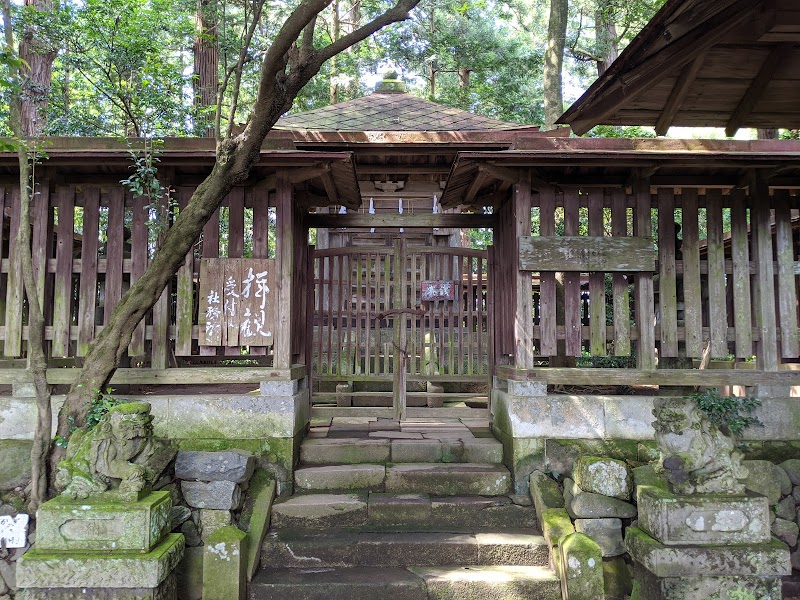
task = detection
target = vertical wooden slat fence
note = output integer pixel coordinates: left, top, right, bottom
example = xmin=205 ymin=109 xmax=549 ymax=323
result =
xmin=511 ymin=183 xmax=800 ymax=370
xmin=0 ymin=182 xmax=280 ymax=365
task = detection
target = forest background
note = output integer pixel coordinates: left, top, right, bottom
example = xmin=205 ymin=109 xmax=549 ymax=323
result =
xmin=1 ymin=0 xmax=668 ymax=140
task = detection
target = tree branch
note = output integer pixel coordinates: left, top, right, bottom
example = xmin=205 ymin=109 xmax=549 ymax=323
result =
xmin=311 ymin=0 xmax=419 ymax=68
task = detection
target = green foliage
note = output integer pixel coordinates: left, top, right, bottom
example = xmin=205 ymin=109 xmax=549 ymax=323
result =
xmin=84 ymin=388 xmax=122 ymax=430
xmin=690 ymin=388 xmax=762 ymax=438
xmin=586 ymin=124 xmax=656 ymax=138
xmin=54 ymin=388 xmax=121 ymax=447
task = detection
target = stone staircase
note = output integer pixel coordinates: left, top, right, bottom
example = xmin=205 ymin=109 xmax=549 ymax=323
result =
xmin=249 ymin=417 xmax=561 ymax=600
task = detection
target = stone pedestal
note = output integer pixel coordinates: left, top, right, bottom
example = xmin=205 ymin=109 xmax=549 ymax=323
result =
xmin=17 ymin=492 xmax=184 ymax=599
xmin=628 ymin=487 xmax=790 ymax=600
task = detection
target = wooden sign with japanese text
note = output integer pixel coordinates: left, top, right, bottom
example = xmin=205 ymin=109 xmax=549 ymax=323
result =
xmin=198 ymin=258 xmax=276 ymax=347
xmin=421 ymin=280 xmax=456 ymax=302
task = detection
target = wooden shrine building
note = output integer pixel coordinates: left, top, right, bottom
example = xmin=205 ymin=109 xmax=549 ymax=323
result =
xmin=0 ymin=55 xmax=798 ymax=438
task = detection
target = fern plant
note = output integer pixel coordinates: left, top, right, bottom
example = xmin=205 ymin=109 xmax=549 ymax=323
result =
xmin=690 ymin=388 xmax=762 ymax=437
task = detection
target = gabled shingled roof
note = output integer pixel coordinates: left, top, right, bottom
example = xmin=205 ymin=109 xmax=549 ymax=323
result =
xmin=276 ymin=90 xmax=534 ymax=132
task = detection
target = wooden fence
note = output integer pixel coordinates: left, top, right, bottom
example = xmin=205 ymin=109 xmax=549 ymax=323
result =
xmin=0 ymin=181 xmax=280 ymax=367
xmin=494 ymin=182 xmax=800 ymax=372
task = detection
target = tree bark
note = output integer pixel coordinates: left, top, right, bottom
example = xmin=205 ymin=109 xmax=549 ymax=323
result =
xmin=194 ymin=0 xmax=219 ymax=137
xmin=2 ymin=0 xmax=52 ymax=512
xmin=595 ymin=0 xmax=618 ymax=76
xmin=53 ymin=0 xmax=422 ymax=469
xmin=543 ymin=0 xmax=568 ymax=130
xmin=19 ymin=0 xmax=57 ymax=136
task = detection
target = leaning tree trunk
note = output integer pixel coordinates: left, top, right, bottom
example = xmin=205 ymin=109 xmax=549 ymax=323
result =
xmin=543 ymin=0 xmax=568 ymax=130
xmin=52 ymin=0 xmax=423 ymax=473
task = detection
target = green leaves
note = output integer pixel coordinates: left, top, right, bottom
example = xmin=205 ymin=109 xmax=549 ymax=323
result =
xmin=690 ymin=388 xmax=762 ymax=438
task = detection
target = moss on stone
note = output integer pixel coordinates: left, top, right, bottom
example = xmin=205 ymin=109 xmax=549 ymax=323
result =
xmin=541 ymin=508 xmax=575 ymax=546
xmin=603 ymin=557 xmax=633 ymax=599
xmin=559 ymin=532 xmax=604 ymax=600
xmin=0 ymin=439 xmax=32 ymax=490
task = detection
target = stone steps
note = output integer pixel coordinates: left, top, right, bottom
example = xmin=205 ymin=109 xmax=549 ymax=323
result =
xmin=250 ymin=566 xmax=561 ymax=600
xmin=261 ymin=529 xmax=549 ymax=568
xmin=294 ymin=463 xmax=512 ymax=496
xmin=252 ymin=419 xmax=559 ymax=600
xmin=300 ymin=436 xmax=503 ymax=465
xmin=270 ymin=492 xmax=537 ymax=530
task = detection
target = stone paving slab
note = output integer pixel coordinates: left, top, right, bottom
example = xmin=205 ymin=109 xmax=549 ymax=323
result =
xmin=300 ymin=437 xmax=391 ymax=465
xmin=410 ymin=565 xmax=561 ymax=600
xmin=295 ymin=464 xmax=386 ymax=491
xmin=368 ymin=431 xmax=424 ymax=439
xmin=270 ymin=494 xmax=368 ymax=528
xmin=250 ymin=567 xmax=428 ymax=600
xmin=386 ymin=463 xmax=511 ymax=496
xmin=262 ymin=530 xmax=549 ymax=568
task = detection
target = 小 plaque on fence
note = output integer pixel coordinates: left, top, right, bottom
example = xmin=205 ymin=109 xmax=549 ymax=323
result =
xmin=518 ymin=236 xmax=656 ymax=272
xmin=198 ymin=258 xmax=276 ymax=347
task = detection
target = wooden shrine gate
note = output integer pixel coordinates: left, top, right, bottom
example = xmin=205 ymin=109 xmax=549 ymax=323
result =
xmin=309 ymin=241 xmax=491 ymax=419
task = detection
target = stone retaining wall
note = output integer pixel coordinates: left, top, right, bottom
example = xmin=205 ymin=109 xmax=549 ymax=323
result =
xmin=491 ymin=380 xmax=800 ymax=494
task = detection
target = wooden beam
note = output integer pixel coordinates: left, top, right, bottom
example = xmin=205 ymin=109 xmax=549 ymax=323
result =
xmin=274 ymin=171 xmax=294 ymax=370
xmin=320 ymin=170 xmax=340 ymax=206
xmin=751 ymin=173 xmax=780 ymax=371
xmin=306 ymin=213 xmax=494 ymax=229
xmin=290 ymin=164 xmax=330 ymax=184
xmin=568 ymin=0 xmax=754 ymax=135
xmin=655 ymin=54 xmax=706 ymax=136
xmin=726 ymin=43 xmax=795 ymax=137
xmin=514 ymin=173 xmax=535 ymax=369
xmin=478 ymin=163 xmax=521 ymax=185
xmin=463 ymin=171 xmax=488 ymax=205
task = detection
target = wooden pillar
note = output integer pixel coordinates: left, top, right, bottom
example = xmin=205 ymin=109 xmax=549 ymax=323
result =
xmin=751 ymin=175 xmax=779 ymax=371
xmin=514 ymin=173 xmax=535 ymax=369
xmin=274 ymin=171 xmax=294 ymax=370
xmin=634 ymin=179 xmax=656 ymax=370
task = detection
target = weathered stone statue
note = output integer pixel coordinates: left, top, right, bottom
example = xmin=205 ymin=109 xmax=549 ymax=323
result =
xmin=652 ymin=397 xmax=747 ymax=495
xmin=56 ymin=402 xmax=175 ymax=501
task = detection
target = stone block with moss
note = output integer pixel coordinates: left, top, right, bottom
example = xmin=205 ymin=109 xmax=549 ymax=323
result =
xmin=530 ymin=471 xmax=564 ymax=524
xmin=238 ymin=469 xmax=276 ymax=580
xmin=559 ymin=532 xmax=604 ymax=600
xmin=36 ymin=491 xmax=172 ymax=553
xmin=17 ymin=533 xmax=184 ymax=590
xmin=203 ymin=526 xmax=247 ymax=600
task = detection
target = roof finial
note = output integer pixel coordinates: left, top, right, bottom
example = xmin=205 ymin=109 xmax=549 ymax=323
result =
xmin=375 ymin=71 xmax=406 ymax=94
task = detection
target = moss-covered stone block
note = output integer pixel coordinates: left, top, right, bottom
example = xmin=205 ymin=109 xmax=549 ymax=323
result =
xmin=530 ymin=471 xmax=564 ymax=525
xmin=239 ymin=469 xmax=275 ymax=581
xmin=203 ymin=526 xmax=247 ymax=600
xmin=0 ymin=440 xmax=32 ymax=491
xmin=35 ymin=491 xmax=172 ymax=553
xmin=559 ymin=532 xmax=604 ymax=600
xmin=573 ymin=456 xmax=632 ymax=501
xmin=545 ymin=439 xmax=649 ymax=477
xmin=17 ymin=533 xmax=184 ymax=589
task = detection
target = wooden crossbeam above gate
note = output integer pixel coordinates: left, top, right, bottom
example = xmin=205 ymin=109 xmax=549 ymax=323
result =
xmin=306 ymin=213 xmax=495 ymax=228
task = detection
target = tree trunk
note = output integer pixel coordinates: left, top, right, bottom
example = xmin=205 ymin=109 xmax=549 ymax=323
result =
xmin=19 ymin=0 xmax=57 ymax=136
xmin=543 ymin=0 xmax=568 ymax=130
xmin=52 ymin=0 xmax=423 ymax=472
xmin=194 ymin=0 xmax=219 ymax=137
xmin=595 ymin=0 xmax=618 ymax=76
xmin=458 ymin=68 xmax=470 ymax=88
xmin=329 ymin=0 xmax=341 ymax=104
xmin=757 ymin=128 xmax=779 ymax=139
xmin=2 ymin=0 xmax=53 ymax=512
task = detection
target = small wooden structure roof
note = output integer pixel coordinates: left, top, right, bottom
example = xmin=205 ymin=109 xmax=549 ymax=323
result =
xmin=439 ymin=137 xmax=800 ymax=208
xmin=557 ymin=0 xmax=800 ymax=136
xmin=276 ymin=89 xmax=539 ymax=133
xmin=0 ymin=137 xmax=364 ymax=209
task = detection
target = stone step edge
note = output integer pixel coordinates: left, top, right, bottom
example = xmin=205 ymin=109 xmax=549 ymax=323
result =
xmin=264 ymin=528 xmax=547 ymax=541
xmin=252 ymin=565 xmax=560 ymax=583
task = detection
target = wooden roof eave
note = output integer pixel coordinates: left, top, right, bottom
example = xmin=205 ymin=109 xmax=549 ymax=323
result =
xmin=440 ymin=139 xmax=800 ymax=206
xmin=556 ymin=0 xmax=761 ymax=135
